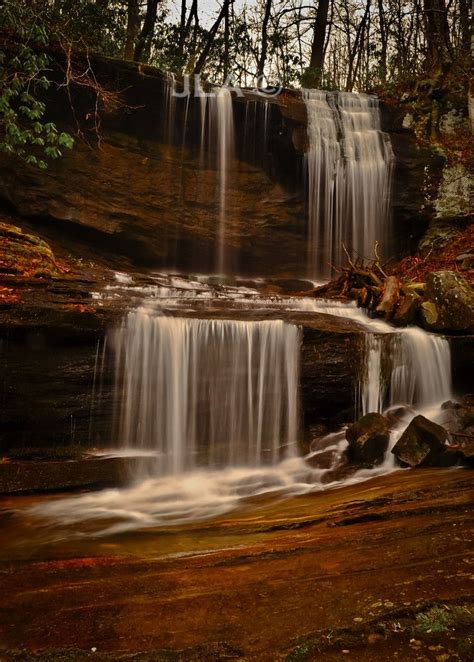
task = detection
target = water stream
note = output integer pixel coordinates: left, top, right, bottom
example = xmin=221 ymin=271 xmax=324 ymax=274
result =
xmin=211 ymin=88 xmax=234 ymax=273
xmin=303 ymin=90 xmax=394 ymax=277
xmin=29 ymin=278 xmax=455 ymax=535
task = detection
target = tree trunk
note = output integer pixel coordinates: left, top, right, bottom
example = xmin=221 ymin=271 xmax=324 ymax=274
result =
xmin=377 ymin=0 xmax=387 ymax=82
xmin=346 ymin=0 xmax=371 ymax=91
xmin=134 ymin=0 xmax=160 ymax=62
xmin=459 ymin=0 xmax=470 ymax=51
xmin=124 ymin=0 xmax=140 ymax=60
xmin=178 ymin=0 xmax=187 ymax=58
xmin=309 ymin=0 xmax=330 ymax=85
xmin=256 ymin=0 xmax=273 ymax=82
xmin=468 ymin=2 xmax=474 ymax=134
xmin=194 ymin=0 xmax=232 ymax=75
xmin=423 ymin=0 xmax=452 ymax=75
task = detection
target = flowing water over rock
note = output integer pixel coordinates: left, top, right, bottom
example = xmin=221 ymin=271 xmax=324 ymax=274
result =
xmin=111 ymin=314 xmax=300 ymax=474
xmin=211 ymin=88 xmax=234 ymax=273
xmin=302 ymin=90 xmax=394 ymax=277
xmin=29 ymin=277 xmax=456 ymax=535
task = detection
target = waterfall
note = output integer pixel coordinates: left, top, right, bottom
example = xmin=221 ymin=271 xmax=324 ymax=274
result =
xmin=302 ymin=90 xmax=394 ymax=277
xmin=211 ymin=88 xmax=234 ymax=274
xmin=199 ymin=93 xmax=208 ymax=166
xmin=388 ymin=328 xmax=452 ymax=409
xmin=300 ymin=299 xmax=453 ymax=416
xmin=360 ymin=326 xmax=452 ymax=416
xmin=164 ymin=73 xmax=177 ymax=144
xmin=111 ymin=312 xmax=300 ymax=475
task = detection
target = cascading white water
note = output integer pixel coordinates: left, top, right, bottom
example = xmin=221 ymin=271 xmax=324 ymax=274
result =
xmin=302 ymin=90 xmax=394 ymax=277
xmin=111 ymin=311 xmax=300 ymax=475
xmin=389 ymin=329 xmax=452 ymax=408
xmin=211 ymin=88 xmax=234 ymax=274
xmin=30 ymin=286 xmax=456 ymax=534
xmin=360 ymin=327 xmax=452 ymax=416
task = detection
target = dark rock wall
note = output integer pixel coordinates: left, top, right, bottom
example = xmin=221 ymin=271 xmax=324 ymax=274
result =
xmin=0 ymin=314 xmax=364 ymax=451
xmin=0 ymin=55 xmax=437 ymax=278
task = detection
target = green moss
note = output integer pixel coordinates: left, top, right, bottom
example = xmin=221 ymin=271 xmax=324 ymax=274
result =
xmin=415 ymin=605 xmax=474 ymax=635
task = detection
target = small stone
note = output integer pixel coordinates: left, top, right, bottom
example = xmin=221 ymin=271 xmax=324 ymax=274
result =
xmin=353 ymin=617 xmax=363 ymax=622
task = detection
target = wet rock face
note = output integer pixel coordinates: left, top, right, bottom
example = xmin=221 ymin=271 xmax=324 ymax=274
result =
xmin=379 ymin=103 xmax=445 ymax=255
xmin=300 ymin=321 xmax=364 ymax=426
xmin=0 ymin=54 xmax=440 ymax=278
xmin=345 ymin=413 xmax=390 ymax=466
xmin=422 ymin=271 xmax=474 ymax=333
xmin=0 ymin=56 xmax=306 ymax=278
xmin=391 ymin=415 xmax=448 ymax=467
xmin=0 ymin=457 xmax=132 ymax=494
xmin=1 ymin=309 xmax=365 ymax=452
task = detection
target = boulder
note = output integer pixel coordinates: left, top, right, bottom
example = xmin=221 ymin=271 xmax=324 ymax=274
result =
xmin=454 ymin=437 xmax=474 ymax=467
xmin=345 ymin=413 xmax=390 ymax=466
xmin=393 ymin=292 xmax=421 ymax=326
xmin=440 ymin=400 xmax=474 ymax=434
xmin=421 ymin=271 xmax=474 ymax=333
xmin=391 ymin=415 xmax=448 ymax=467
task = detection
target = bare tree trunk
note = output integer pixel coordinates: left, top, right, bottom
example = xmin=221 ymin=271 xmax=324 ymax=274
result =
xmin=468 ymin=2 xmax=474 ymax=133
xmin=423 ymin=0 xmax=452 ymax=75
xmin=256 ymin=0 xmax=273 ymax=82
xmin=178 ymin=0 xmax=187 ymax=59
xmin=310 ymin=0 xmax=330 ymax=85
xmin=377 ymin=0 xmax=387 ymax=82
xmin=134 ymin=0 xmax=160 ymax=62
xmin=459 ymin=0 xmax=470 ymax=51
xmin=194 ymin=0 xmax=233 ymax=75
xmin=124 ymin=0 xmax=140 ymax=60
xmin=346 ymin=0 xmax=371 ymax=91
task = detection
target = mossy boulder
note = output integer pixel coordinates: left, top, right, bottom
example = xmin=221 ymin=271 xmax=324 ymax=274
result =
xmin=391 ymin=415 xmax=448 ymax=467
xmin=345 ymin=413 xmax=390 ymax=466
xmin=421 ymin=271 xmax=474 ymax=333
xmin=0 ymin=220 xmax=62 ymax=279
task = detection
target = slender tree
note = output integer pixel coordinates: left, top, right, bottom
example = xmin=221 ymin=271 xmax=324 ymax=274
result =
xmin=309 ymin=0 xmax=330 ymax=85
xmin=194 ymin=0 xmax=233 ymax=75
xmin=134 ymin=0 xmax=160 ymax=62
xmin=257 ymin=0 xmax=273 ymax=82
xmin=423 ymin=0 xmax=452 ymax=74
xmin=124 ymin=0 xmax=140 ymax=60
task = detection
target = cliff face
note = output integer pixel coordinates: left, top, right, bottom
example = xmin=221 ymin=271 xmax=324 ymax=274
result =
xmin=0 ymin=55 xmax=439 ymax=278
xmin=0 ymin=55 xmax=459 ymax=454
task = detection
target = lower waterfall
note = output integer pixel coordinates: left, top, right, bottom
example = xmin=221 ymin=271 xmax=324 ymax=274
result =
xmin=111 ymin=313 xmax=300 ymax=474
xmin=29 ymin=289 xmax=455 ymax=535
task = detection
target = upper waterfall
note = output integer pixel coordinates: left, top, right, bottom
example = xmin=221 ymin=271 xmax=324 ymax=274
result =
xmin=214 ymin=88 xmax=235 ymax=274
xmin=302 ymin=90 xmax=394 ymax=278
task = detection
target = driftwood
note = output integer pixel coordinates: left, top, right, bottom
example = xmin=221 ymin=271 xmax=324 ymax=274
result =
xmin=375 ymin=276 xmax=400 ymax=319
xmin=318 ymin=243 xmax=420 ymax=325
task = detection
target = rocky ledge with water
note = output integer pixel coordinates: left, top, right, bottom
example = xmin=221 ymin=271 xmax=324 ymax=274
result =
xmin=0 ymin=52 xmax=472 ymax=662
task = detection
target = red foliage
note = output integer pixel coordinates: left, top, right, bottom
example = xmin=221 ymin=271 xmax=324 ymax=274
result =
xmin=392 ymin=223 xmax=474 ymax=284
